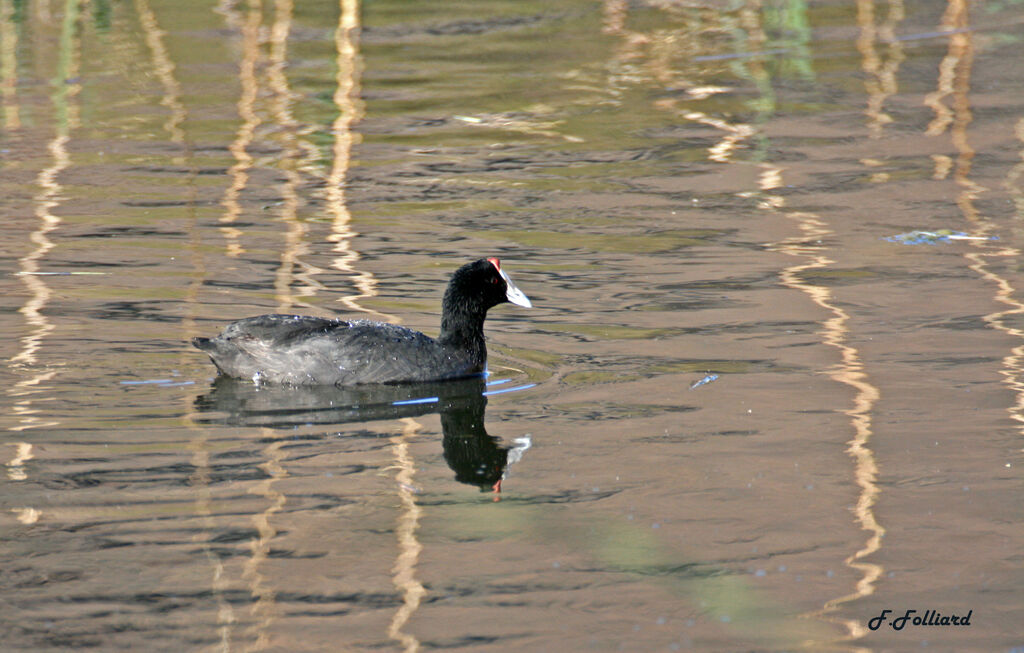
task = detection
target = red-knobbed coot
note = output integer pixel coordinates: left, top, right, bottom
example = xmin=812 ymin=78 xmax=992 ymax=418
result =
xmin=192 ymin=258 xmax=531 ymax=385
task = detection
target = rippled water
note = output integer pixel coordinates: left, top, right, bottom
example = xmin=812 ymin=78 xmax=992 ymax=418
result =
xmin=3 ymin=0 xmax=1024 ymax=651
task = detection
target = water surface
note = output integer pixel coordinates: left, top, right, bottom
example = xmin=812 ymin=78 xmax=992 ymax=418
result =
xmin=3 ymin=0 xmax=1024 ymax=651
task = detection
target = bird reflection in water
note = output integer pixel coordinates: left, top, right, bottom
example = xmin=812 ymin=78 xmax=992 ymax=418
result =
xmin=193 ymin=376 xmax=531 ymax=493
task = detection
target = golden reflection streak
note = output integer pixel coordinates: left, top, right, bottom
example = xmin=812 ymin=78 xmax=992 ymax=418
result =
xmin=190 ymin=417 xmax=238 ymax=653
xmin=602 ymin=1 xmax=881 ymax=645
xmin=10 ymin=131 xmax=62 ymax=370
xmin=647 ymin=12 xmax=754 ymax=164
xmin=188 ymin=446 xmax=237 ymax=652
xmin=219 ymin=0 xmax=263 ymax=259
xmin=326 ymin=3 xmax=423 ymax=644
xmin=778 ymin=2 xmax=890 ymax=640
xmin=761 ymin=168 xmax=882 ymax=649
xmin=931 ymin=153 xmax=953 ymax=181
xmin=932 ymin=6 xmax=1024 ymax=442
xmin=975 ymin=115 xmax=1024 ymax=438
xmin=265 ymin=0 xmax=323 ymax=183
xmin=6 ymin=442 xmax=33 ymax=481
xmin=609 ymin=1 xmax=753 ymax=164
xmin=237 ymin=12 xmax=327 ymax=641
xmin=6 ymin=0 xmax=83 ymax=531
xmin=235 ymin=7 xmax=313 ymax=643
xmin=58 ymin=0 xmax=82 ymax=131
xmin=601 ymin=0 xmax=627 ymax=36
xmin=214 ymin=3 xmax=292 ymax=648
xmin=387 ymin=418 xmax=426 ymax=653
xmin=268 ymin=0 xmax=323 ymax=314
xmin=134 ymin=0 xmax=187 ymax=160
xmin=1009 ymin=118 xmax=1024 ymax=219
xmin=1 ymin=0 xmax=20 ymax=129
xmin=135 ymin=0 xmax=238 ymax=643
xmin=243 ymin=438 xmax=288 ymax=652
xmin=680 ymin=107 xmax=755 ymax=164
xmin=326 ymin=0 xmax=396 ymax=321
xmin=9 ymin=0 xmax=83 ymax=419
xmin=856 ymin=0 xmax=905 ymax=138
xmin=923 ymin=0 xmax=967 ymax=138
xmin=12 ymin=507 xmax=41 ymax=524
xmin=7 ymin=371 xmax=58 ymax=433
xmin=182 ymin=114 xmax=236 ymax=653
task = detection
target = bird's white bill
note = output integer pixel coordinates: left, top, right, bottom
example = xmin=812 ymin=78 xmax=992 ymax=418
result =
xmin=501 ymin=269 xmax=532 ymax=308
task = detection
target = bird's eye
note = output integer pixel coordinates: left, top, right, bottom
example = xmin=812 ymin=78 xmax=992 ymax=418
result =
xmin=490 ymin=277 xmax=500 ymax=284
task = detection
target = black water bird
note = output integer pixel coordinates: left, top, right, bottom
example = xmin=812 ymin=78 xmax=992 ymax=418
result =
xmin=192 ymin=258 xmax=531 ymax=386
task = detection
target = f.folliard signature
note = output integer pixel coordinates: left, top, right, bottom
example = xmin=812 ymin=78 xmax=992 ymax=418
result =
xmin=868 ymin=609 xmax=972 ymax=631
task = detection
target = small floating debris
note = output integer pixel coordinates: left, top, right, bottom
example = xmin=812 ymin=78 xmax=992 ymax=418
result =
xmin=397 ymin=482 xmax=422 ymax=494
xmin=690 ymin=373 xmax=719 ymax=390
xmin=884 ymin=230 xmax=998 ymax=245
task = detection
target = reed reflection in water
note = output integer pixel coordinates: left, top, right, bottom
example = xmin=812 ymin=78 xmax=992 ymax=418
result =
xmin=2 ymin=0 xmax=1024 ymax=650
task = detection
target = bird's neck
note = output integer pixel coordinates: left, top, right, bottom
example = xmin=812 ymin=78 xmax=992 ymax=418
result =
xmin=438 ymin=295 xmax=488 ymax=359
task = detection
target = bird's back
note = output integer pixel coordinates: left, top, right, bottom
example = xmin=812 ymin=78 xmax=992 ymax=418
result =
xmin=193 ymin=314 xmax=483 ymax=385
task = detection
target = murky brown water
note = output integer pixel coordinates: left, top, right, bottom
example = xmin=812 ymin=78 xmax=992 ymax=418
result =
xmin=3 ymin=0 xmax=1024 ymax=651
